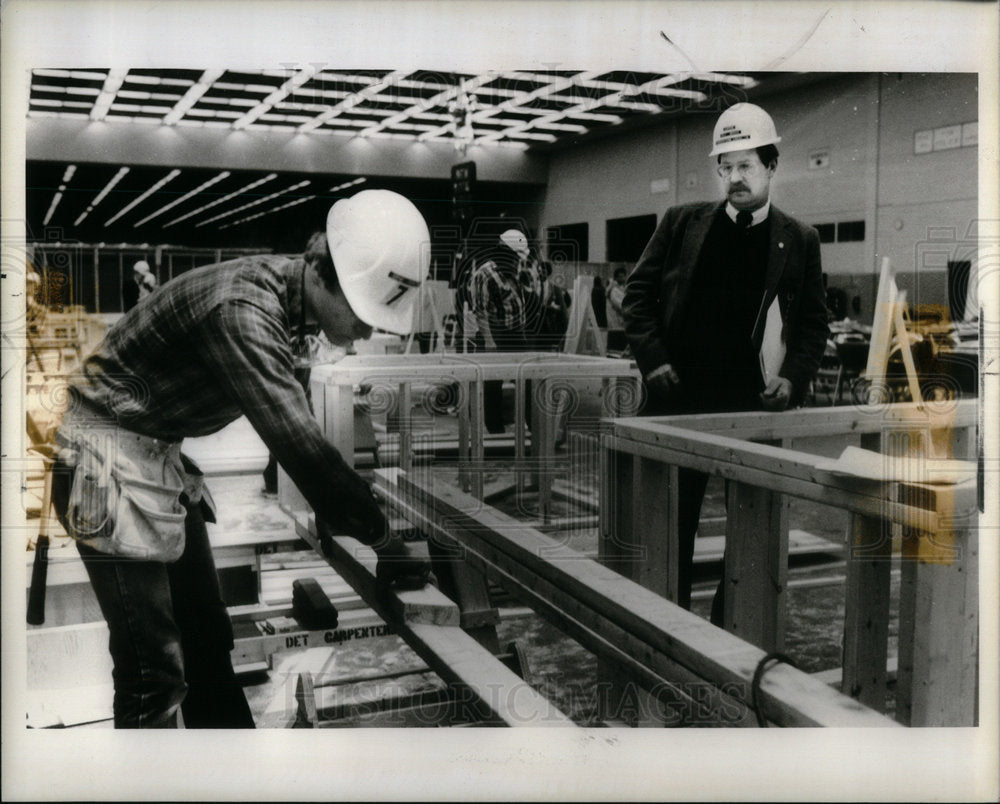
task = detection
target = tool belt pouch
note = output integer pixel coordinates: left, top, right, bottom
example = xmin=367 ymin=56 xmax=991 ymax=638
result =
xmin=60 ymin=427 xmax=187 ymax=562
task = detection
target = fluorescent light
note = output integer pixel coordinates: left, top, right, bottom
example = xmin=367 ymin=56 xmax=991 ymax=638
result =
xmin=163 ymin=69 xmax=224 ymax=125
xmin=298 ymin=70 xmax=408 ymax=133
xmin=163 ymin=173 xmax=278 ymax=227
xmin=117 ymin=89 xmax=185 ymax=102
xmin=133 ymin=171 xmax=231 ymax=227
xmin=90 ymin=69 xmax=127 ymax=121
xmin=104 ymin=169 xmax=181 ymax=226
xmin=33 ymin=69 xmax=108 ymax=81
xmin=232 ymin=67 xmax=320 ymax=130
xmin=195 ymin=180 xmax=311 ymax=227
xmin=218 ymin=194 xmax=317 ymax=229
xmin=61 ymin=165 xmax=76 ymax=183
xmin=42 ymin=190 xmax=65 ymax=226
xmin=31 ymin=99 xmax=92 ymax=109
xmin=74 ymin=166 xmax=130 ymax=225
xmin=328 ymin=177 xmax=367 ymax=192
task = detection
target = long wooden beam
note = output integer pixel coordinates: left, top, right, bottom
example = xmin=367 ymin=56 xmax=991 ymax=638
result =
xmin=292 ymin=512 xmax=574 ymax=727
xmin=376 ymin=469 xmax=759 ymax=727
xmin=626 ymin=399 xmax=977 ymax=441
xmin=605 ymin=429 xmax=975 ymax=534
xmin=385 ymin=469 xmax=898 ymax=727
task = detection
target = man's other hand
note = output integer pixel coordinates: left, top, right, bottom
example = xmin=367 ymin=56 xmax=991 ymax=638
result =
xmin=646 ymin=363 xmax=681 ymax=399
xmin=759 ymin=376 xmax=793 ymax=411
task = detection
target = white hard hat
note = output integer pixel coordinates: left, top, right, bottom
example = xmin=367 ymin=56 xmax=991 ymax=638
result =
xmin=710 ymin=103 xmax=781 ymax=156
xmin=499 ymin=229 xmax=529 ymax=258
xmin=326 ymin=189 xmax=430 ymax=335
xmin=133 ymin=260 xmax=152 ymax=275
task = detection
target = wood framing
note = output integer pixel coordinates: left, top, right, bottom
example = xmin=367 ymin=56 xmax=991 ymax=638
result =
xmin=378 ymin=468 xmax=898 ymax=727
xmin=302 ymin=353 xmax=641 ymax=514
xmin=602 ymin=403 xmax=978 ymax=726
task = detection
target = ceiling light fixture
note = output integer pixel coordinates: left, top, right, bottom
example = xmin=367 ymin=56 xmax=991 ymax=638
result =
xmin=219 ymin=193 xmax=317 ymax=229
xmin=195 ymin=180 xmax=311 ymax=227
xmin=104 ymin=169 xmax=181 ymax=227
xmin=163 ymin=69 xmax=225 ymax=125
xmin=74 ymin=166 xmax=129 ymax=226
xmin=133 ymin=170 xmax=231 ymax=227
xmin=90 ymin=68 xmax=128 ymax=122
xmin=328 ymin=177 xmax=367 ymax=193
xmin=232 ymin=66 xmax=320 ymax=131
xmin=163 ymin=173 xmax=278 ymax=228
xmin=298 ymin=70 xmax=408 ymax=133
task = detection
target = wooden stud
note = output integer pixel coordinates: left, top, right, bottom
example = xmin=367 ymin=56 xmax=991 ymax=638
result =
xmin=397 ymin=382 xmax=413 ymax=472
xmin=896 ymin=522 xmax=978 ymax=726
xmin=841 ymin=513 xmax=892 ymax=712
xmin=469 ymin=379 xmax=485 ymax=500
xmin=722 ymin=481 xmax=788 ymax=652
xmin=597 ymin=443 xmax=634 ymax=722
xmin=325 ymin=382 xmax=356 ymax=469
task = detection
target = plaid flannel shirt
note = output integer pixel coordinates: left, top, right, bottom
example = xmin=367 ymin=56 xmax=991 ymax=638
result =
xmin=468 ymin=257 xmax=525 ymax=334
xmin=69 ymin=255 xmax=385 ymax=543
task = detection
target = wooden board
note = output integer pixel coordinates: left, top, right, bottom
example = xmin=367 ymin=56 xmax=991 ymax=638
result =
xmin=292 ymin=512 xmax=574 ymax=727
xmin=605 ymin=430 xmax=973 ymax=535
xmin=623 ymin=399 xmax=976 ymax=441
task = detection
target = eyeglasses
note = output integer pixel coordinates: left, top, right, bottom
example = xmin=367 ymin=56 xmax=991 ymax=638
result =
xmin=717 ymin=162 xmax=762 ymax=179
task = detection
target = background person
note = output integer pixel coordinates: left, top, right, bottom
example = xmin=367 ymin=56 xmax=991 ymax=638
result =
xmin=536 ymin=261 xmax=570 ymax=352
xmin=123 ymin=259 xmax=157 ymax=311
xmin=591 ymin=274 xmax=608 ymax=332
xmin=622 ymin=103 xmax=829 ymax=624
xmin=459 ymin=228 xmax=533 ymax=434
xmin=605 ymin=267 xmax=628 ymax=353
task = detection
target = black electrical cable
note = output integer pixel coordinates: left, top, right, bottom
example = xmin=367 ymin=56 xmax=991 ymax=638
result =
xmin=751 ymin=651 xmax=798 ymax=727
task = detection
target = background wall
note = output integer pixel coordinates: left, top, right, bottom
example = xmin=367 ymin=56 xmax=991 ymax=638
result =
xmin=538 ymin=73 xmax=979 ymax=324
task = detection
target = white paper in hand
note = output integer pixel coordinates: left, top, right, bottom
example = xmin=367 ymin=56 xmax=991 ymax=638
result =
xmin=758 ymin=296 xmax=786 ymax=383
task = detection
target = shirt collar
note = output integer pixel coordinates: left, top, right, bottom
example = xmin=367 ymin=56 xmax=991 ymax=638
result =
xmin=285 ymin=257 xmax=318 ymax=338
xmin=725 ymin=199 xmax=770 ymax=227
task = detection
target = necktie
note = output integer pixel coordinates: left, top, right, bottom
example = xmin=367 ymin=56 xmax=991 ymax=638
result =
xmin=736 ymin=210 xmax=754 ymax=230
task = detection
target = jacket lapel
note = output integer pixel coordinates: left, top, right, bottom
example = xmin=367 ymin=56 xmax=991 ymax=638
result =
xmin=764 ymin=204 xmax=793 ymax=295
xmin=678 ymin=202 xmax=719 ymax=286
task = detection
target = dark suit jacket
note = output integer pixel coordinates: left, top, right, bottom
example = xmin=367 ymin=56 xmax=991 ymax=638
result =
xmin=623 ymin=200 xmax=829 ymax=404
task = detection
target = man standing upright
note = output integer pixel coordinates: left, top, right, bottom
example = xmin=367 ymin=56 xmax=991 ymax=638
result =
xmin=460 ymin=228 xmax=533 ymax=433
xmin=622 ymin=103 xmax=829 ymax=622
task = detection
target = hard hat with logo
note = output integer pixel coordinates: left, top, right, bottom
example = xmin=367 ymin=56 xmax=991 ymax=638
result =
xmin=326 ymin=189 xmax=431 ymax=335
xmin=499 ymin=229 xmax=529 ymax=258
xmin=710 ymin=103 xmax=781 ymax=156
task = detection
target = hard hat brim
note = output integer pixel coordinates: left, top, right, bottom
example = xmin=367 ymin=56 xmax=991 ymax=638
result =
xmin=710 ymin=135 xmax=781 ymax=157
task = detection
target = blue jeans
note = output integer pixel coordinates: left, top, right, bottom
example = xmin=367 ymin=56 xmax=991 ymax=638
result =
xmin=52 ymin=457 xmax=254 ymax=728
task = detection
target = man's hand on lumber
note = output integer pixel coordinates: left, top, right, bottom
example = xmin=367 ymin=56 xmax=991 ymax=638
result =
xmin=374 ymin=531 xmax=434 ymax=593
